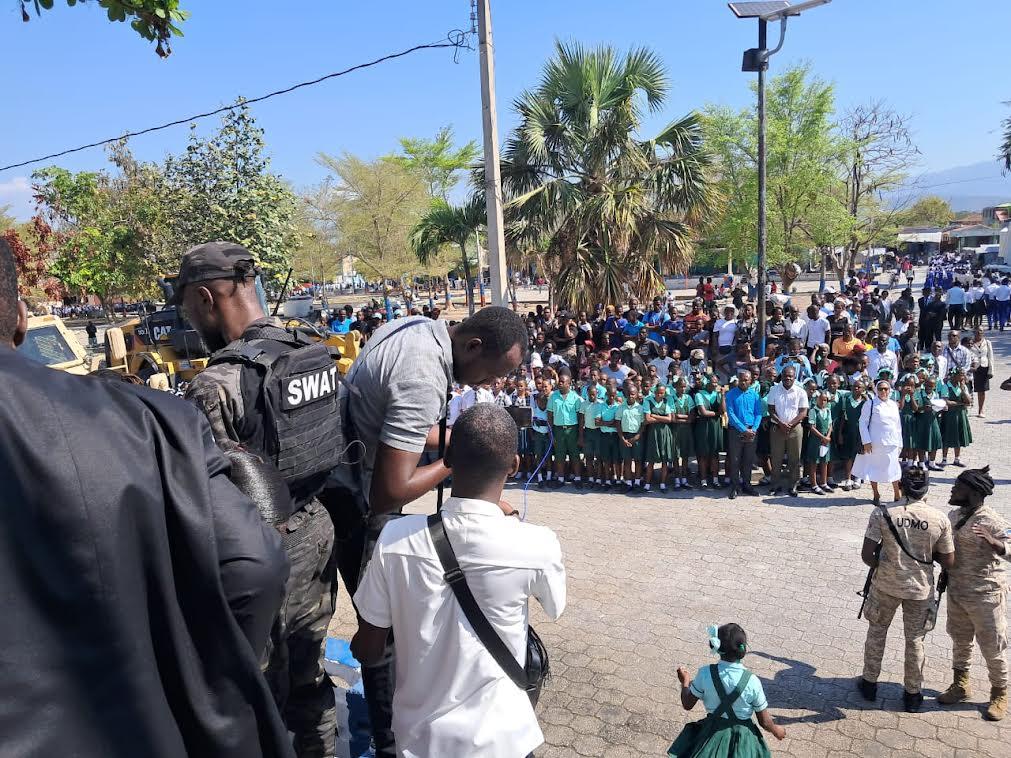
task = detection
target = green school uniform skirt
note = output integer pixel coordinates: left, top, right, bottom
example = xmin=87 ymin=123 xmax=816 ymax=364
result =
xmin=668 ymin=716 xmax=771 ymax=758
xmin=837 ymin=399 xmax=865 ymax=459
xmin=804 ymin=414 xmax=832 ymax=464
xmin=900 ymin=408 xmax=918 ymax=449
xmin=646 ymin=423 xmax=674 ymax=464
xmin=915 ymin=409 xmax=943 ymax=452
xmin=941 ymin=407 xmax=973 ymax=449
xmin=673 ymin=422 xmax=695 ymax=460
xmin=694 ymin=415 xmax=723 ymax=457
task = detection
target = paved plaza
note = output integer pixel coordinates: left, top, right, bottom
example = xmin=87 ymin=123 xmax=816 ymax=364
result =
xmin=330 ymin=330 xmax=1011 ymax=757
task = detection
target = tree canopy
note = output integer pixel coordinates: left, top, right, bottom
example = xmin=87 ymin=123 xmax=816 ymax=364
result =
xmin=896 ymin=196 xmax=954 ymax=229
xmin=21 ymin=0 xmax=189 ymax=57
xmin=386 ymin=126 xmax=479 ymax=201
xmin=498 ymin=40 xmax=716 ymax=309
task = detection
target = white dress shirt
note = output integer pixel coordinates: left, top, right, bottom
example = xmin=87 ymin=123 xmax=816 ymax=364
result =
xmin=765 ymin=381 xmax=809 ymax=423
xmin=354 ymin=497 xmax=567 ymax=758
xmin=804 ymin=316 xmax=830 ymax=348
xmin=859 ymin=398 xmax=902 ymax=447
xmin=866 ymin=348 xmax=898 ymax=379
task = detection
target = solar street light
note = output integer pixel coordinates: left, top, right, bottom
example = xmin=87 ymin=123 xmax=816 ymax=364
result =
xmin=727 ymin=0 xmax=831 ymax=353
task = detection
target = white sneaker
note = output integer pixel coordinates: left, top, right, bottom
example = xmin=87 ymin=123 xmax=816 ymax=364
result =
xmin=643 ymin=483 xmax=651 ymax=492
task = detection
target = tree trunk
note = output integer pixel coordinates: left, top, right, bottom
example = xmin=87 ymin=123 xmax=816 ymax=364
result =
xmin=460 ymin=243 xmax=475 ymax=316
xmin=443 ymin=275 xmax=451 ymax=309
xmin=507 ymin=267 xmax=518 ymax=311
xmin=547 ymin=280 xmax=555 ymax=315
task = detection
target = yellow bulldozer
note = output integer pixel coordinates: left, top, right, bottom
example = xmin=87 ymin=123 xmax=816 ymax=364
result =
xmin=18 ymin=314 xmax=101 ymax=375
xmin=102 ymin=275 xmax=360 ymax=390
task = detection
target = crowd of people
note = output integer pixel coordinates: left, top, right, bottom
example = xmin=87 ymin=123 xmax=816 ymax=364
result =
xmin=437 ymin=259 xmax=996 ymax=504
xmin=1 ymin=233 xmax=1008 ymax=758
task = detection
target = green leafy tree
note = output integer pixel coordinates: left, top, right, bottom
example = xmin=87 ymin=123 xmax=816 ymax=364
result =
xmin=496 ymin=41 xmax=716 ymax=310
xmin=1000 ymin=105 xmax=1011 ymax=173
xmin=34 ymin=166 xmax=158 ymax=312
xmin=704 ymin=65 xmax=844 ymax=274
xmin=159 ymin=104 xmax=298 ymax=285
xmin=21 ymin=0 xmax=189 ymax=57
xmin=896 ymin=195 xmax=954 ymax=229
xmin=313 ymin=153 xmax=429 ymax=285
xmin=387 ymin=126 xmax=480 ymax=201
xmin=832 ymin=102 xmax=918 ymax=282
xmin=410 ymin=198 xmax=484 ymax=315
xmin=1 ymin=206 xmax=16 ymax=232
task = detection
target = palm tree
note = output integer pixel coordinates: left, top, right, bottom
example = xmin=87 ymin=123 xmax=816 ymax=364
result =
xmin=496 ymin=41 xmax=716 ymax=310
xmin=411 ymin=197 xmax=485 ymax=315
xmin=1001 ymin=110 xmax=1011 ymax=174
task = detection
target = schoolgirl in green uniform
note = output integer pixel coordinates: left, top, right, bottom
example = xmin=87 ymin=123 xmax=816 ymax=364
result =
xmin=823 ymin=374 xmax=847 ymax=488
xmin=579 ymin=384 xmax=603 ymax=489
xmin=940 ymin=366 xmax=972 ymax=467
xmin=837 ymin=379 xmax=867 ymax=490
xmin=897 ymin=375 xmax=920 ymax=466
xmin=805 ymin=391 xmax=833 ymax=495
xmin=615 ymin=384 xmax=646 ymax=491
xmin=670 ymin=376 xmax=696 ymax=490
xmin=914 ymin=375 xmax=943 ymax=470
xmin=596 ymin=384 xmax=622 ymax=488
xmin=643 ymin=383 xmax=675 ymax=493
xmin=693 ymin=373 xmax=725 ymax=489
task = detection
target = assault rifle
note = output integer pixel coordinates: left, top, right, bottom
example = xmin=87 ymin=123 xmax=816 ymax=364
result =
xmin=857 ymin=543 xmax=882 ymax=619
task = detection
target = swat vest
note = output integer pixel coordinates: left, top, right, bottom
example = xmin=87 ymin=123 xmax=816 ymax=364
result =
xmin=209 ymin=324 xmax=343 ymax=505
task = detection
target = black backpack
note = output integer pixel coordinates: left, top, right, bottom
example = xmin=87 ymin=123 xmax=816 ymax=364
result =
xmin=209 ymin=324 xmax=343 ymax=505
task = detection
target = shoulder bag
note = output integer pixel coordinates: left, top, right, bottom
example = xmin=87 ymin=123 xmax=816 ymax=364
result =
xmin=427 ymin=512 xmax=550 ymax=706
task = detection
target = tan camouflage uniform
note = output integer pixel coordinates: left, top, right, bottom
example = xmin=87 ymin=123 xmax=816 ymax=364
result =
xmin=862 ymin=500 xmax=954 ymax=693
xmin=946 ymin=505 xmax=1010 ymax=690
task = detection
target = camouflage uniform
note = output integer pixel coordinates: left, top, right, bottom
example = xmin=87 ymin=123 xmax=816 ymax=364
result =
xmin=186 ymin=317 xmax=337 ymax=757
xmin=945 ymin=505 xmax=1010 ymax=690
xmin=862 ymin=500 xmax=954 ymax=694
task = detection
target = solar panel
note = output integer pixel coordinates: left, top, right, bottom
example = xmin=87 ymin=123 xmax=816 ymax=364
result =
xmin=728 ymin=1 xmax=790 ymax=18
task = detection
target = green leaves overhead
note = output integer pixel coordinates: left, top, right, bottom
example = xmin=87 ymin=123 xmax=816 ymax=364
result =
xmin=22 ymin=0 xmax=189 ymax=57
xmin=410 ymin=198 xmax=485 ymax=315
xmin=499 ymin=40 xmax=716 ymax=310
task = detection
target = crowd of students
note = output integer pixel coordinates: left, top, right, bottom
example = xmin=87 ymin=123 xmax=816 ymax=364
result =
xmin=438 ymin=262 xmax=995 ymax=501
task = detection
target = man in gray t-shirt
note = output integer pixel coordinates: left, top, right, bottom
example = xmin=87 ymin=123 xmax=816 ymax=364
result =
xmin=322 ymin=306 xmax=527 ymax=758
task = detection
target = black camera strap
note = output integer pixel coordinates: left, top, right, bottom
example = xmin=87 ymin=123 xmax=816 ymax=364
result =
xmin=427 ymin=513 xmax=532 ymax=693
xmin=882 ymin=505 xmax=933 ymax=566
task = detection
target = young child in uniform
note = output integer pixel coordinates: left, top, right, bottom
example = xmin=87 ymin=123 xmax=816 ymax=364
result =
xmin=670 ymin=375 xmax=695 ymax=490
xmin=915 ymin=375 xmax=944 ymax=471
xmin=596 ymin=384 xmax=622 ymax=489
xmin=940 ymin=367 xmax=973 ymax=467
xmin=670 ymin=623 xmax=785 ymax=758
xmin=898 ymin=375 xmax=920 ymax=467
xmin=615 ymin=384 xmax=646 ymax=491
xmin=531 ymin=384 xmax=552 ymax=488
xmin=643 ymin=383 xmax=674 ymax=492
xmin=579 ymin=383 xmax=602 ymax=489
xmin=693 ymin=373 xmax=725 ymax=489
xmin=805 ymin=391 xmax=834 ymax=495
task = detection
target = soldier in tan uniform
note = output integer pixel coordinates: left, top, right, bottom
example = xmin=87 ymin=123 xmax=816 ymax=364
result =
xmin=858 ymin=468 xmax=955 ymax=712
xmin=937 ymin=466 xmax=1010 ymax=721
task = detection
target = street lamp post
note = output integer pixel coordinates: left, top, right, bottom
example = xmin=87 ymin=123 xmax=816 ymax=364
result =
xmin=728 ymin=0 xmax=831 ymax=357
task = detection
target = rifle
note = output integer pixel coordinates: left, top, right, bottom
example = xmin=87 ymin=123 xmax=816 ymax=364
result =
xmin=271 ymin=267 xmax=294 ymax=318
xmin=857 ymin=543 xmax=882 ymax=619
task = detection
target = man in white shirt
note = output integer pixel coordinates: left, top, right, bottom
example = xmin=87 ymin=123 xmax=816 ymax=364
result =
xmin=996 ymin=278 xmax=1011 ymax=331
xmin=866 ymin=335 xmax=899 ymax=380
xmin=352 ymin=404 xmax=566 ymax=758
xmin=713 ymin=305 xmax=738 ymax=358
xmin=946 ymin=283 xmax=966 ymax=330
xmin=648 ymin=343 xmax=675 ymax=384
xmin=765 ymin=366 xmax=809 ymax=496
xmin=803 ymin=304 xmax=830 ymax=357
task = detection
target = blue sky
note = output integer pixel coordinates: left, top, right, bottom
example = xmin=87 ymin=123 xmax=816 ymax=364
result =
xmin=2 ymin=0 xmax=1008 ymax=218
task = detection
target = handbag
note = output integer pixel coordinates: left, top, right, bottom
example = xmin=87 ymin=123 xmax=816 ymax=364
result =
xmin=427 ymin=512 xmax=550 ymax=707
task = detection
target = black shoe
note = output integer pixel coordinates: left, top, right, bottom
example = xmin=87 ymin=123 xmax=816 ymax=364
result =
xmin=788 ymin=488 xmax=799 ymax=497
xmin=728 ymin=487 xmax=738 ymax=500
xmin=903 ymin=690 xmax=923 ymax=713
xmin=769 ymin=487 xmax=782 ymax=496
xmin=857 ymin=678 xmax=877 ymax=702
xmin=742 ymin=486 xmax=759 ymax=497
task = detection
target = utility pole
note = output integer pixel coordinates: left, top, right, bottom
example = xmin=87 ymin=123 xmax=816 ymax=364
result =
xmin=477 ymin=0 xmax=509 ymax=308
xmin=756 ymin=18 xmax=768 ymax=357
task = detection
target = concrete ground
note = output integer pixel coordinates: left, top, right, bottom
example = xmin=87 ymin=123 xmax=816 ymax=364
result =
xmin=328 ymin=271 xmax=1011 ymax=757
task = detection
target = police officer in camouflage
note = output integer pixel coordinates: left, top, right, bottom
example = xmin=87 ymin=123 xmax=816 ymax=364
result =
xmin=857 ymin=468 xmax=955 ymax=712
xmin=938 ymin=466 xmax=1010 ymax=721
xmin=176 ymin=242 xmax=338 ymax=756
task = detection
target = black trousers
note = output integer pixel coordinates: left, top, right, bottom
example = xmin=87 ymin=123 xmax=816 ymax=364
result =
xmin=726 ymin=427 xmax=757 ymax=488
xmin=320 ymin=487 xmax=398 ymax=758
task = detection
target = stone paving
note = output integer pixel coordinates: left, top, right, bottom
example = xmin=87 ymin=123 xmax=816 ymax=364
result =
xmin=326 ymin=290 xmax=1011 ymax=757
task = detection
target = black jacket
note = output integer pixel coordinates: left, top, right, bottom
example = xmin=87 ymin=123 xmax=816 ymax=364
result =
xmin=0 ymin=348 xmax=294 ymax=758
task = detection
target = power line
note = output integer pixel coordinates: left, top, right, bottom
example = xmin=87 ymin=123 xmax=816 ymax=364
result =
xmin=900 ymin=173 xmax=1009 ymax=192
xmin=0 ymin=31 xmax=472 ymax=174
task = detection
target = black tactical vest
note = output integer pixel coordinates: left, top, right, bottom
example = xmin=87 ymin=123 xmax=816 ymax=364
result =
xmin=209 ymin=324 xmax=343 ymax=505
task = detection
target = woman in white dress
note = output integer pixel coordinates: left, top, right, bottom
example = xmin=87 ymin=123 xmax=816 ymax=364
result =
xmin=852 ymin=379 xmax=903 ymax=505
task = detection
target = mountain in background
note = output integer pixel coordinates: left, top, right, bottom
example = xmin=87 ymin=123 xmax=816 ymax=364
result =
xmin=890 ymin=160 xmax=1011 ymax=213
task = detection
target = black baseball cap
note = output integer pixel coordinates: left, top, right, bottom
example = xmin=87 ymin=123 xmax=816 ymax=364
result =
xmin=169 ymin=241 xmax=258 ymax=304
